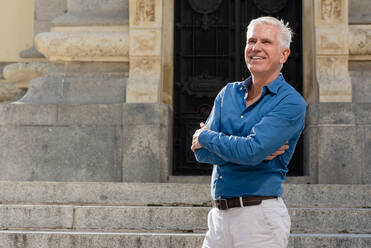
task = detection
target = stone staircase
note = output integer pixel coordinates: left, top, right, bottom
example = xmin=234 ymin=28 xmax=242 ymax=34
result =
xmin=0 ymin=182 xmax=370 ymax=247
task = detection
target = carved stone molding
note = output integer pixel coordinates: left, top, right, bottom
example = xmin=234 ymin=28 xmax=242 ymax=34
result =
xmin=316 ymin=56 xmax=351 ymax=102
xmin=130 ymin=0 xmax=162 ymax=27
xmin=349 ymin=25 xmax=371 ymax=57
xmin=129 ymin=29 xmax=161 ymax=56
xmin=315 ymin=0 xmax=347 ymax=25
xmin=316 ymin=26 xmax=348 ymax=55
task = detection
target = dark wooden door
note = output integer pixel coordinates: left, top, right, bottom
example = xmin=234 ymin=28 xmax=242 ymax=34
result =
xmin=173 ymin=0 xmax=303 ymax=175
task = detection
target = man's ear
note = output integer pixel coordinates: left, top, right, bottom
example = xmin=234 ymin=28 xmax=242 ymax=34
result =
xmin=280 ymin=48 xmax=290 ymax=64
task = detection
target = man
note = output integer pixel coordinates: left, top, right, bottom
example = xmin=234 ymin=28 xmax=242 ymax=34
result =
xmin=191 ymin=17 xmax=306 ymax=248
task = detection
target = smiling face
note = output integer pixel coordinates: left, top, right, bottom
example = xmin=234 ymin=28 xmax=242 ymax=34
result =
xmin=245 ymin=24 xmax=290 ymax=81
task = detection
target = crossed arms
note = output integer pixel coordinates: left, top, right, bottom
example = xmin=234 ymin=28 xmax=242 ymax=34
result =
xmin=191 ymin=91 xmax=306 ymax=166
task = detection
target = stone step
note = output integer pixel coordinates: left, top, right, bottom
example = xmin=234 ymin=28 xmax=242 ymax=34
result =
xmin=1 ymin=205 xmax=370 ymax=234
xmin=0 ymin=182 xmax=370 ymax=208
xmin=0 ymin=231 xmax=370 ymax=248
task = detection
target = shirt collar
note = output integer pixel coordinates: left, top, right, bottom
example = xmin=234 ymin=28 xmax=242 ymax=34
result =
xmin=242 ymin=73 xmax=283 ymax=95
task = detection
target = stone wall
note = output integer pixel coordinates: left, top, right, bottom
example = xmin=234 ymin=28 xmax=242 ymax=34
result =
xmin=306 ymin=103 xmax=371 ymax=184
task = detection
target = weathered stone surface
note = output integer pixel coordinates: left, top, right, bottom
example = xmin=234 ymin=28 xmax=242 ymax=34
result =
xmin=19 ymin=46 xmax=45 ymax=59
xmin=20 ymin=75 xmax=126 ymax=104
xmin=0 ymin=182 xmax=211 ymax=206
xmin=314 ymin=0 xmax=347 ymax=25
xmin=349 ymin=0 xmax=371 ymax=24
xmin=68 ymin=0 xmax=128 ymax=15
xmin=122 ymin=103 xmax=171 ymax=182
xmin=3 ymin=62 xmax=53 ymax=87
xmin=129 ymin=29 xmax=161 ymax=56
xmin=0 ymin=126 xmax=122 ymax=182
xmin=126 ymin=57 xmax=161 ymax=102
xmin=290 ymin=208 xmax=371 ymax=234
xmin=34 ymin=20 xmax=54 ymax=35
xmin=282 ymin=184 xmax=371 ymax=208
xmin=350 ymin=61 xmax=371 ymax=103
xmin=0 ymin=83 xmax=26 ymax=102
xmin=75 ymin=206 xmax=208 ymax=232
xmin=317 ymin=126 xmax=363 ymax=184
xmin=122 ymin=124 xmax=169 ymax=183
xmin=0 ymin=205 xmax=73 ymax=229
xmin=349 ymin=25 xmax=371 ymax=56
xmin=289 ymin=233 xmax=371 ymax=248
xmin=122 ymin=103 xmax=170 ymax=125
xmin=34 ymin=31 xmax=129 ymax=61
xmin=130 ymin=0 xmax=162 ymax=27
xmin=35 ymin=0 xmax=67 ymax=21
xmin=0 ymin=103 xmax=57 ymax=125
xmin=364 ymin=126 xmax=371 ymax=184
xmin=317 ymin=103 xmax=354 ymax=124
xmin=305 ymin=104 xmax=318 ymax=125
xmin=303 ymin=126 xmax=319 ymax=183
xmin=2 ymin=204 xmax=370 ymax=234
xmin=0 ymin=231 xmax=370 ymax=248
xmin=354 ymin=103 xmax=371 ymax=124
xmin=53 ymin=13 xmax=129 ymax=26
xmin=316 ymin=26 xmax=348 ymax=55
xmin=0 ymin=231 xmax=205 ymax=248
xmin=316 ymin=56 xmax=352 ymax=102
xmin=0 ymin=182 xmax=369 ymax=208
xmin=58 ymin=104 xmax=123 ymax=126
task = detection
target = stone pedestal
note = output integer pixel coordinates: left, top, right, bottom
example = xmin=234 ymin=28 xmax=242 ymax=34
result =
xmin=0 ymin=0 xmax=130 ymax=182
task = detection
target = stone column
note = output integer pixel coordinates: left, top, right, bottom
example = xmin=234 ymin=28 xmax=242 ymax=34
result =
xmin=126 ymin=0 xmax=163 ymax=102
xmin=315 ymin=0 xmax=352 ymax=102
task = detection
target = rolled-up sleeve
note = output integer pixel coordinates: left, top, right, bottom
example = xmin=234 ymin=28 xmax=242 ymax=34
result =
xmin=198 ymin=95 xmax=306 ymax=166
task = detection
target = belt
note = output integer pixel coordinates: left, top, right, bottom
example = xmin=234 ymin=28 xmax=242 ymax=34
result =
xmin=212 ymin=196 xmax=277 ymax=210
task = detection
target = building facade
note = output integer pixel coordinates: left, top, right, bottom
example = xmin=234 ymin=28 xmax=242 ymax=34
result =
xmin=0 ymin=0 xmax=370 ymax=184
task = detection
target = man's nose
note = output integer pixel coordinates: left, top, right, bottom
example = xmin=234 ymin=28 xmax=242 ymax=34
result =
xmin=252 ymin=41 xmax=262 ymax=51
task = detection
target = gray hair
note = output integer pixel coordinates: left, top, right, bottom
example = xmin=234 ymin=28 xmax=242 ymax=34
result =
xmin=247 ymin=16 xmax=293 ymax=49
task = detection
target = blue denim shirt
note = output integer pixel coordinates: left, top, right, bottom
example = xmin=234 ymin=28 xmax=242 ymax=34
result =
xmin=195 ymin=74 xmax=306 ymax=199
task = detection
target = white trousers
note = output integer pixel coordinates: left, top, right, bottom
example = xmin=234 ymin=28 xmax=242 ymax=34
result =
xmin=202 ymin=197 xmax=291 ymax=248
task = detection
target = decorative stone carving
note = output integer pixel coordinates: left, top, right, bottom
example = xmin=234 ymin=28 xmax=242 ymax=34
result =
xmin=128 ymin=0 xmax=163 ymax=103
xmin=136 ymin=0 xmax=155 ymax=22
xmin=349 ymin=25 xmax=371 ymax=56
xmin=321 ymin=0 xmax=341 ymax=22
xmin=316 ymin=56 xmax=351 ymax=102
xmin=316 ymin=26 xmax=347 ymax=55
xmin=315 ymin=0 xmax=346 ymax=25
xmin=314 ymin=0 xmax=351 ymax=102
xmin=130 ymin=29 xmax=161 ymax=56
xmin=130 ymin=0 xmax=162 ymax=27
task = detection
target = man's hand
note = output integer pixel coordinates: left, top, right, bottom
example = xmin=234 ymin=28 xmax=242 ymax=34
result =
xmin=191 ymin=122 xmax=210 ymax=152
xmin=264 ymin=142 xmax=289 ymax=160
